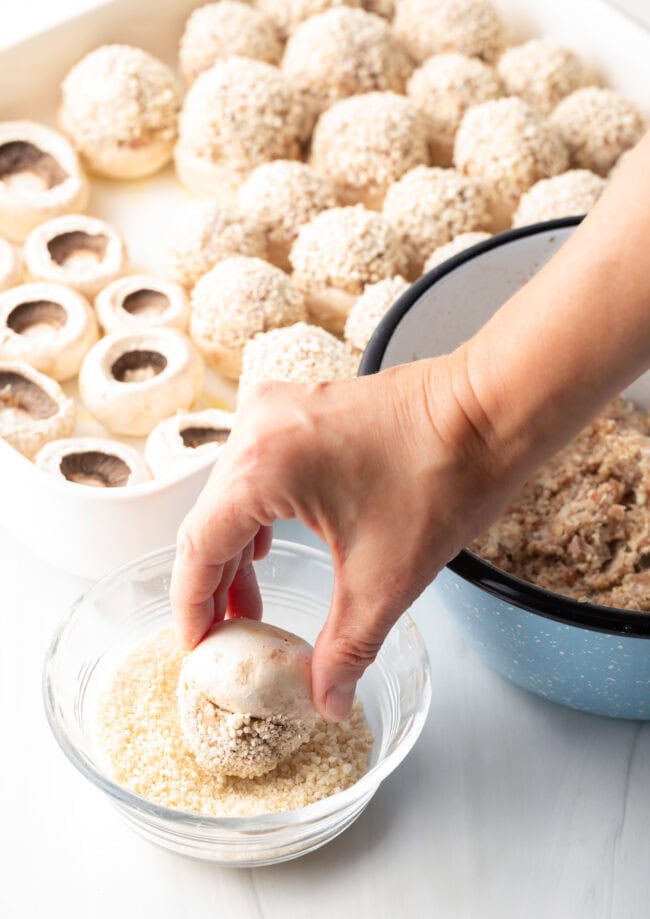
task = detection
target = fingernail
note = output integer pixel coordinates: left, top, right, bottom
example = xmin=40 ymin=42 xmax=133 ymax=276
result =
xmin=324 ymin=682 xmax=357 ymax=722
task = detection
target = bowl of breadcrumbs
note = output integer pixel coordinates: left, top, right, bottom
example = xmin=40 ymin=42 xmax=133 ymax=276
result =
xmin=43 ymin=540 xmax=431 ymax=865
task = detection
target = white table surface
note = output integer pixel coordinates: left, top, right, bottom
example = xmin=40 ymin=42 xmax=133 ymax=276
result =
xmin=3 ymin=2 xmax=650 ymax=918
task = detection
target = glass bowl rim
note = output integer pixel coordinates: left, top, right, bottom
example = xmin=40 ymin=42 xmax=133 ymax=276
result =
xmin=43 ymin=539 xmax=432 ymax=831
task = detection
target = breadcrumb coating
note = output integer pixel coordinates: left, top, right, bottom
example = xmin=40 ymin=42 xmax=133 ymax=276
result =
xmin=383 ymin=166 xmax=491 ymax=272
xmin=256 ymin=0 xmax=361 ymax=39
xmin=512 ymin=169 xmax=606 ymax=227
xmin=59 ymin=44 xmax=180 ymax=178
xmin=344 ymin=275 xmax=409 ymax=354
xmin=497 ymin=39 xmax=589 ymax=116
xmin=407 ymin=53 xmax=502 ymax=165
xmin=310 ymin=92 xmax=429 ymax=208
xmin=282 ymin=8 xmax=412 ymax=116
xmin=179 ymin=1 xmax=283 ymax=85
xmin=550 ymin=87 xmax=646 ymax=176
xmin=237 ymin=161 xmax=337 ymax=269
xmin=454 ymin=97 xmax=569 ymax=223
xmin=394 ymin=0 xmax=506 ymax=65
xmin=167 ymin=202 xmax=267 ymax=289
xmin=423 ymin=230 xmax=491 ymax=271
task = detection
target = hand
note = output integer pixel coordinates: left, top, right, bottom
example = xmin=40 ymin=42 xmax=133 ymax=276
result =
xmin=170 ymin=350 xmax=513 ymax=722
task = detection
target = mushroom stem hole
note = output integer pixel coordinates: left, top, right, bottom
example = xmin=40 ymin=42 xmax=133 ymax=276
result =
xmin=180 ymin=426 xmax=230 ymax=449
xmin=59 ymin=451 xmax=131 ymax=487
xmin=47 ymin=231 xmax=109 ymax=267
xmin=0 ymin=371 xmax=58 ymax=420
xmin=122 ymin=289 xmax=171 ymax=318
xmin=7 ymin=300 xmax=67 ymax=339
xmin=0 ymin=141 xmax=67 ymax=191
xmin=111 ymin=349 xmax=167 ymax=383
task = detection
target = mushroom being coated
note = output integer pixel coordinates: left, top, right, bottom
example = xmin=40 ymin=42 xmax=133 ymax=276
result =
xmin=145 ymin=408 xmax=234 ymax=478
xmin=0 ymin=360 xmax=75 ymax=458
xmin=167 ymin=202 xmax=267 ymax=290
xmin=24 ymin=214 xmax=127 ymax=299
xmin=0 ymin=282 xmax=98 ymax=381
xmin=35 ymin=436 xmax=150 ymax=487
xmin=282 ymin=7 xmax=413 ymax=117
xmin=0 ymin=121 xmax=89 ymax=243
xmin=512 ymin=170 xmax=607 ymax=228
xmin=59 ymin=45 xmax=181 ymax=179
xmin=497 ymin=40 xmax=589 ymax=116
xmin=178 ymin=618 xmax=317 ymax=778
xmin=179 ymin=2 xmax=282 ymax=86
xmin=423 ymin=231 xmax=492 ymax=272
xmin=175 ymin=57 xmax=309 ymax=199
xmin=189 ymin=256 xmax=307 ymax=380
xmin=344 ymin=275 xmax=410 ymax=358
xmin=310 ymin=92 xmax=429 ymax=209
xmin=394 ymin=0 xmax=506 ymax=65
xmin=78 ymin=328 xmax=204 ymax=436
xmin=95 ymin=275 xmax=189 ymax=334
xmin=0 ymin=236 xmax=21 ymax=292
xmin=289 ymin=206 xmax=408 ymax=334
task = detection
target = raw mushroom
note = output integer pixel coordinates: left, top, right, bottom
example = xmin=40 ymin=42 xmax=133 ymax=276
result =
xmin=178 ymin=618 xmax=318 ymax=778
xmin=24 ymin=214 xmax=127 ymax=298
xmin=145 ymin=408 xmax=234 ymax=477
xmin=78 ymin=328 xmax=204 ymax=436
xmin=0 ymin=236 xmax=21 ymax=292
xmin=0 ymin=360 xmax=75 ymax=458
xmin=95 ymin=274 xmax=189 ymax=335
xmin=35 ymin=436 xmax=150 ymax=487
xmin=0 ymin=120 xmax=89 ymax=242
xmin=0 ymin=282 xmax=98 ymax=381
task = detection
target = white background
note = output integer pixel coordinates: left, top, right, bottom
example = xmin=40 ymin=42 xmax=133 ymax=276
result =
xmin=2 ymin=2 xmax=650 ymax=918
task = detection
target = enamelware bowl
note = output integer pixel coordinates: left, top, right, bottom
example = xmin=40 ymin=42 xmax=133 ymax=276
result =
xmin=360 ymin=218 xmax=650 ymax=720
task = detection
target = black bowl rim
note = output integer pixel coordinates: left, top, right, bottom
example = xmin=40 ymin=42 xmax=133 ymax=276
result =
xmin=359 ymin=216 xmax=650 ymax=639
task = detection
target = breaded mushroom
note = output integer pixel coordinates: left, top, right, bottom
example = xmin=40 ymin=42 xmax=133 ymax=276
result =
xmin=497 ymin=39 xmax=589 ymax=116
xmin=256 ymin=0 xmax=361 ymax=39
xmin=423 ymin=230 xmax=492 ymax=271
xmin=344 ymin=275 xmax=410 ymax=357
xmin=394 ymin=0 xmax=506 ymax=65
xmin=512 ymin=170 xmax=607 ymax=227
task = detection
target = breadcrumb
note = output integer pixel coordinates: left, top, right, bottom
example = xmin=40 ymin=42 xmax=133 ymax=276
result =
xmin=512 ymin=169 xmax=606 ymax=227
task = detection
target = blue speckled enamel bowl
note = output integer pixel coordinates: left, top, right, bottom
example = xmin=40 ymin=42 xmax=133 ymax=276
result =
xmin=360 ymin=218 xmax=650 ymax=720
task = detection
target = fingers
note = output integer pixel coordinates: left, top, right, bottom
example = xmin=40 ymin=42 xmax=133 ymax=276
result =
xmin=253 ymin=525 xmax=273 ymax=561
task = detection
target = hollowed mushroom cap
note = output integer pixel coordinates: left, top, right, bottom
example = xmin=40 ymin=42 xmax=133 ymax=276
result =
xmin=0 ymin=236 xmax=21 ymax=292
xmin=0 ymin=360 xmax=75 ymax=459
xmin=178 ymin=618 xmax=317 ymax=777
xmin=189 ymin=256 xmax=307 ymax=379
xmin=24 ymin=214 xmax=127 ymax=298
xmin=35 ymin=436 xmax=150 ymax=487
xmin=166 ymin=202 xmax=267 ymax=290
xmin=59 ymin=45 xmax=181 ymax=179
xmin=0 ymin=282 xmax=98 ymax=381
xmin=174 ymin=57 xmax=309 ymax=199
xmin=144 ymin=407 xmax=234 ymax=477
xmin=0 ymin=121 xmax=89 ymax=243
xmin=78 ymin=328 xmax=205 ymax=436
xmin=95 ymin=274 xmax=189 ymax=335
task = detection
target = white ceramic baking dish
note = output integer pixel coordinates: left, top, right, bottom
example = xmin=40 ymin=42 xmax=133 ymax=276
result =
xmin=0 ymin=0 xmax=648 ymax=578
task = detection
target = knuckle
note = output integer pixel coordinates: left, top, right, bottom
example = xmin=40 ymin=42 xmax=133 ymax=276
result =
xmin=176 ymin=519 xmax=201 ymax=563
xmin=329 ymin=632 xmax=383 ymax=672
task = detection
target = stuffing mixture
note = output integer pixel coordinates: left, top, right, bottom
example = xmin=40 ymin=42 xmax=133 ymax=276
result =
xmin=98 ymin=628 xmax=374 ymax=817
xmin=471 ymin=398 xmax=650 ymax=610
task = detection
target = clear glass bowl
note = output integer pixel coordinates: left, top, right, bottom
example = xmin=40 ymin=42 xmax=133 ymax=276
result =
xmin=43 ymin=540 xmax=431 ymax=866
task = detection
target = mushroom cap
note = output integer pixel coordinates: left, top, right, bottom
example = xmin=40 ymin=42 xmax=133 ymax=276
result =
xmin=236 ymin=161 xmax=337 ymax=270
xmin=0 ymin=281 xmax=98 ymax=381
xmin=257 ymin=0 xmax=361 ymax=39
xmin=512 ymin=169 xmax=607 ymax=228
xmin=24 ymin=214 xmax=127 ymax=298
xmin=394 ymin=0 xmax=506 ymax=65
xmin=35 ymin=436 xmax=150 ymax=487
xmin=180 ymin=618 xmax=315 ymax=720
xmin=145 ymin=407 xmax=234 ymax=477
xmin=239 ymin=321 xmax=358 ymax=402
xmin=0 ymin=120 xmax=89 ymax=242
xmin=344 ymin=275 xmax=410 ymax=354
xmin=189 ymin=256 xmax=307 ymax=380
xmin=310 ymin=92 xmax=429 ymax=208
xmin=95 ymin=274 xmax=189 ymax=334
xmin=282 ymin=8 xmax=412 ymax=116
xmin=550 ymin=87 xmax=646 ymax=176
xmin=179 ymin=1 xmax=282 ymax=86
xmin=383 ymin=166 xmax=491 ymax=272
xmin=454 ymin=96 xmax=569 ymax=224
xmin=0 ymin=236 xmax=21 ymax=293
xmin=423 ymin=230 xmax=492 ymax=272
xmin=78 ymin=328 xmax=204 ymax=436
xmin=167 ymin=201 xmax=267 ymax=290
xmin=406 ymin=52 xmax=502 ymax=164
xmin=0 ymin=359 xmax=75 ymax=459
xmin=175 ymin=57 xmax=309 ymax=197
xmin=59 ymin=44 xmax=181 ymax=179
xmin=497 ymin=39 xmax=589 ymax=116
